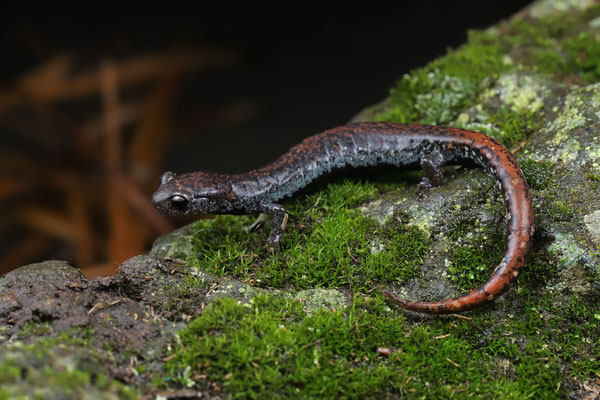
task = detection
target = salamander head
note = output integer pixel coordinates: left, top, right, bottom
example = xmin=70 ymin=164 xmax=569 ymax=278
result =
xmin=152 ymin=171 xmax=234 ymax=215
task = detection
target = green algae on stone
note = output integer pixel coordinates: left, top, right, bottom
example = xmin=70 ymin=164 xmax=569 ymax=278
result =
xmin=150 ymin=222 xmax=204 ymax=260
xmin=522 ymin=83 xmax=600 ymax=170
xmin=585 ymin=142 xmax=600 ymax=171
xmin=549 ymin=89 xmax=592 ymax=146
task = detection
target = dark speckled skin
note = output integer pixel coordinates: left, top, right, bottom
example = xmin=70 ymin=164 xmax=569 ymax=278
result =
xmin=152 ymin=122 xmax=534 ymax=314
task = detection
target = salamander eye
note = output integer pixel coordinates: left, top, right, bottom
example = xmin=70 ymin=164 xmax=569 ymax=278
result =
xmin=171 ymin=194 xmax=189 ymax=211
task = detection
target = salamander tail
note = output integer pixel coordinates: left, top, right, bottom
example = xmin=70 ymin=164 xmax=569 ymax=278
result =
xmin=383 ymin=289 xmax=495 ymax=314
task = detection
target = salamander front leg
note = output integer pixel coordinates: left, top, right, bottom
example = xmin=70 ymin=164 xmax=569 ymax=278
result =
xmin=259 ymin=202 xmax=288 ymax=251
xmin=418 ymin=150 xmax=445 ymax=195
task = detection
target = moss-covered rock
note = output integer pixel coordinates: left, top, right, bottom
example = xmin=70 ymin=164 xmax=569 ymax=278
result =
xmin=2 ymin=0 xmax=600 ymax=398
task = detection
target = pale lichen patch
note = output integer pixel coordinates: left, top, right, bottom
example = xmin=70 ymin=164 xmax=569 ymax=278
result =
xmin=294 ymin=288 xmax=347 ymax=313
xmin=584 ymin=141 xmax=600 ymax=170
xmin=583 ymin=210 xmax=600 ymax=244
xmin=549 ymin=100 xmax=588 ymax=146
xmin=494 ymin=72 xmax=551 ymax=113
xmin=548 ymin=232 xmax=588 ymax=270
xmin=528 ymin=0 xmax=597 ymax=19
xmin=360 ymin=196 xmax=407 ymax=225
xmin=557 ymin=138 xmax=582 ymax=163
xmin=406 ymin=205 xmax=437 ymax=237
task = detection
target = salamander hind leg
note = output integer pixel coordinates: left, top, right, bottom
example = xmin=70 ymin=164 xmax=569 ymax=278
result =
xmin=418 ymin=150 xmax=445 ymax=195
xmin=259 ymin=202 xmax=288 ymax=251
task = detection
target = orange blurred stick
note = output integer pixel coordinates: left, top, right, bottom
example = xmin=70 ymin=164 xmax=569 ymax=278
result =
xmin=0 ymin=48 xmax=238 ymax=117
xmin=16 ymin=206 xmax=76 ymax=240
xmin=0 ymin=177 xmax=26 ymax=199
xmin=129 ymin=75 xmax=178 ymax=188
xmin=101 ymin=60 xmax=136 ymax=268
xmin=65 ymin=178 xmax=95 ymax=267
xmin=111 ymin=170 xmax=173 ymax=235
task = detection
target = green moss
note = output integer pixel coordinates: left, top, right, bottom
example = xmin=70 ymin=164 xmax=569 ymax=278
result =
xmin=549 ymin=200 xmax=576 ymax=221
xmin=433 ymin=30 xmax=511 ymax=80
xmin=156 ymin=169 xmax=599 ymax=398
xmin=505 ymin=8 xmax=600 ymax=79
xmin=586 ymin=172 xmax=600 ymax=182
xmin=504 ymin=295 xmax=600 ymax=381
xmin=184 ymin=179 xmax=429 ymax=292
xmin=448 ymin=243 xmax=503 ymax=292
xmin=375 ymin=31 xmax=508 ymax=124
xmin=444 ymin=215 xmax=505 ymax=291
xmin=162 ymin=292 xmax=582 ymax=399
xmin=0 ymin=362 xmax=20 ymax=382
xmin=505 ymin=19 xmax=568 ymax=76
xmin=565 ymin=297 xmax=600 ymax=378
xmin=488 ymin=108 xmax=541 ymax=149
xmin=518 ymin=249 xmax=559 ymax=289
xmin=565 ymin=32 xmax=600 ymax=82
xmin=449 ymin=290 xmax=599 ymax=393
xmin=16 ymin=322 xmax=52 ymax=338
xmin=519 ymin=158 xmax=555 ymax=190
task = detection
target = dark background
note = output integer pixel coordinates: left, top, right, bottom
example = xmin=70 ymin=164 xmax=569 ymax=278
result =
xmin=0 ymin=2 xmax=532 ymax=276
xmin=1 ymin=2 xmax=532 ymax=172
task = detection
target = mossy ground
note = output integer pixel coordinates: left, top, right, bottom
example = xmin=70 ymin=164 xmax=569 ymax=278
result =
xmin=158 ymin=175 xmax=598 ymax=398
xmin=162 ymin=282 xmax=598 ymax=398
xmin=163 ymin=293 xmax=563 ymax=399
xmin=181 ymin=176 xmax=428 ymax=292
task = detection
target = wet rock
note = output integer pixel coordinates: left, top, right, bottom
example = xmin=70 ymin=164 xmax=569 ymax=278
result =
xmin=0 ymin=261 xmax=92 ymax=332
xmin=0 ymin=256 xmax=226 ymax=397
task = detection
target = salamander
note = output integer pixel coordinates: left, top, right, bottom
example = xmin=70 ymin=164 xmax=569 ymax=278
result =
xmin=152 ymin=122 xmax=534 ymax=314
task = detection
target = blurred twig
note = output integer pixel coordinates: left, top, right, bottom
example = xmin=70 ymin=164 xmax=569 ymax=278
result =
xmin=0 ymin=48 xmax=238 ymax=117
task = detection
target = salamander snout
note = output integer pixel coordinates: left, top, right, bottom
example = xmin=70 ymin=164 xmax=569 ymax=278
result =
xmin=152 ymin=171 xmax=237 ymax=216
